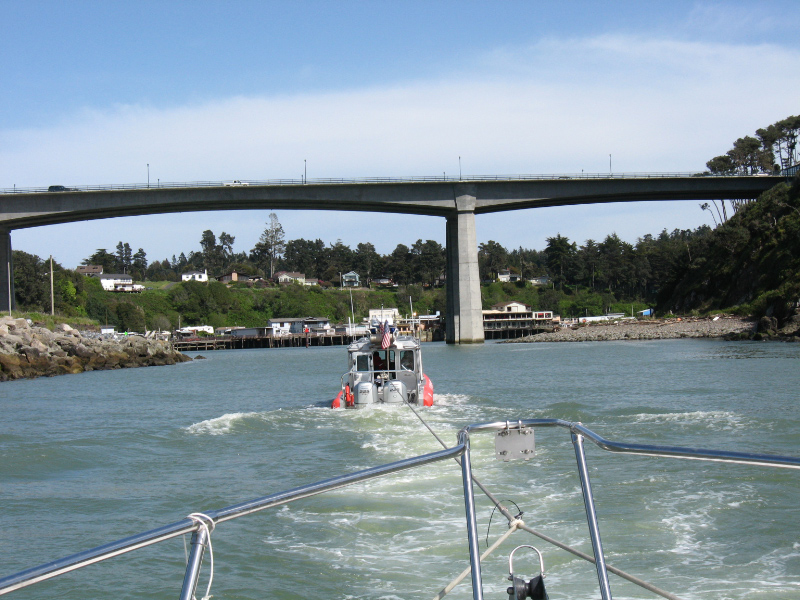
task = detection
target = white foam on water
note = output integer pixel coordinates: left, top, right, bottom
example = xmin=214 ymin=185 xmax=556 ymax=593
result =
xmin=432 ymin=393 xmax=470 ymax=406
xmin=629 ymin=410 xmax=744 ymax=431
xmin=184 ymin=411 xmax=265 ymax=435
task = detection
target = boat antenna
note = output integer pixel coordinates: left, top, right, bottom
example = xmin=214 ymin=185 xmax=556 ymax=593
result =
xmin=409 ymin=295 xmax=414 ymax=336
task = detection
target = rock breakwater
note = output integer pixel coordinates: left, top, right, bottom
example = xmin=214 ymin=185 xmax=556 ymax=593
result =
xmin=505 ymin=316 xmax=760 ymax=343
xmin=0 ymin=317 xmax=192 ymax=381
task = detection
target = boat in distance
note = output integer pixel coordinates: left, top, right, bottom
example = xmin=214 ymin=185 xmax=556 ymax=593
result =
xmin=332 ymin=321 xmax=433 ymax=408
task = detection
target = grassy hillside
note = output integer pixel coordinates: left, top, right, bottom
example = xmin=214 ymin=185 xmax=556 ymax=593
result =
xmin=77 ymin=281 xmax=447 ymax=332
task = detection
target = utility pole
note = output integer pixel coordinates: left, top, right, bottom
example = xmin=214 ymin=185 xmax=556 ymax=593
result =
xmin=50 ymin=255 xmax=54 ymax=316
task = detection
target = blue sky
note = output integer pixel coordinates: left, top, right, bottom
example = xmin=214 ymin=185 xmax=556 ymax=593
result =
xmin=2 ymin=1 xmax=799 ymax=268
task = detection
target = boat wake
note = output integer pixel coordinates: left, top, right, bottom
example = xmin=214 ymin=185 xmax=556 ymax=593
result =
xmin=629 ymin=410 xmax=744 ymax=431
xmin=185 ymin=411 xmax=268 ymax=435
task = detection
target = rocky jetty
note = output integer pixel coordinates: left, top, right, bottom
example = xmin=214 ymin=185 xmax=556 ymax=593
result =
xmin=505 ymin=316 xmax=764 ymax=343
xmin=0 ymin=317 xmax=192 ymax=381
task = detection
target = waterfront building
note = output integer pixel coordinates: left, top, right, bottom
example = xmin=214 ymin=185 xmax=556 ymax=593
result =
xmin=268 ymin=316 xmax=332 ymax=335
xmin=482 ymin=302 xmax=557 ymax=339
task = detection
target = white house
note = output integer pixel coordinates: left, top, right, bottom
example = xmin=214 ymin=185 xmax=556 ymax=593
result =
xmin=181 ymin=270 xmax=208 ymax=282
xmin=529 ymin=276 xmax=551 ymax=286
xmin=99 ymin=274 xmax=144 ymax=293
xmin=273 ymin=271 xmax=306 ymax=285
xmin=497 ymin=269 xmax=523 ymax=283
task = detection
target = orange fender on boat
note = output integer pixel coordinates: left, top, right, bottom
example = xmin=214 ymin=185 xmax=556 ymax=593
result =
xmin=422 ymin=374 xmax=434 ymax=407
xmin=345 ymin=384 xmax=354 ymax=407
xmin=332 ymin=384 xmax=355 ymax=409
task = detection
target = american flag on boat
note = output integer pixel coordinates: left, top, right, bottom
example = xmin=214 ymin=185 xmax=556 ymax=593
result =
xmin=381 ymin=320 xmax=391 ymax=349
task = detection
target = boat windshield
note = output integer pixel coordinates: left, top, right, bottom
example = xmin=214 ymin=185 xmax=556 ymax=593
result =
xmin=355 ymin=355 xmax=370 ymax=371
xmin=400 ymin=350 xmax=414 ymax=371
xmin=372 ymin=350 xmax=395 ymax=371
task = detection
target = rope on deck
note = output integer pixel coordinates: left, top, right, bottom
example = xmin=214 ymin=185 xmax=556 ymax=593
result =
xmin=432 ymin=519 xmax=523 ymax=600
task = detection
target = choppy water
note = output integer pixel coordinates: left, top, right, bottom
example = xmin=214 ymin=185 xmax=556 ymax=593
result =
xmin=1 ymin=339 xmax=799 ymax=600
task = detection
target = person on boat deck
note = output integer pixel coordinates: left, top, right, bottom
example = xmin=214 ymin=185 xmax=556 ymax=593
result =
xmin=372 ymin=351 xmax=386 ymax=371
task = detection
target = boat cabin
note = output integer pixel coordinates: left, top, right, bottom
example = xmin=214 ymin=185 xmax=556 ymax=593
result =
xmin=336 ymin=334 xmax=432 ymax=407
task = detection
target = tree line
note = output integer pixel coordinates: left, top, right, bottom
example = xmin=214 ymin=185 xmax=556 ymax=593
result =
xmin=706 ymin=114 xmax=799 ymax=176
xmin=82 ymin=212 xmax=449 ymax=288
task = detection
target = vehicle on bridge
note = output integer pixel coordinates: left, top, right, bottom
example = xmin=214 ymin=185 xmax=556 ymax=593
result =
xmin=47 ymin=185 xmax=78 ymax=192
xmin=223 ymin=180 xmax=249 ymax=186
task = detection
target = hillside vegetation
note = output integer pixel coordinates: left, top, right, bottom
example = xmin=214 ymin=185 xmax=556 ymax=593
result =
xmin=659 ymin=180 xmax=800 ymax=327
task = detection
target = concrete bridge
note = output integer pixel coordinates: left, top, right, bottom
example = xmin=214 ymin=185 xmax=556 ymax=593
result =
xmin=0 ymin=174 xmax=782 ymax=343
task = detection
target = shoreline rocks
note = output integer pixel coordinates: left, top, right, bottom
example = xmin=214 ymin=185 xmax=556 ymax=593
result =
xmin=504 ymin=316 xmax=765 ymax=343
xmin=0 ymin=317 xmax=192 ymax=382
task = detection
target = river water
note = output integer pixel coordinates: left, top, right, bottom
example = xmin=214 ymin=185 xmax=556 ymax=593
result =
xmin=1 ymin=339 xmax=799 ymax=600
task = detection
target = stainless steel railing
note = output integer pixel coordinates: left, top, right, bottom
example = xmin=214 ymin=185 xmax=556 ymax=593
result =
xmin=1 ymin=419 xmax=798 ymax=599
xmin=461 ymin=419 xmax=800 ymax=600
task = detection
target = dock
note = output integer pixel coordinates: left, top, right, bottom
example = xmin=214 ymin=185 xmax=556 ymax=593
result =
xmin=482 ymin=305 xmax=558 ymax=340
xmin=172 ymin=328 xmax=443 ymax=352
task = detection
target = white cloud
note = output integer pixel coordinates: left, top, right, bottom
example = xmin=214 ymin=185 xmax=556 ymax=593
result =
xmin=3 ymin=33 xmax=799 ymax=266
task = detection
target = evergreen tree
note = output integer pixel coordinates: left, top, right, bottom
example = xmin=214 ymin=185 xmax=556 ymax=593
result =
xmin=83 ymin=249 xmax=117 ymax=272
xmin=544 ymin=234 xmax=576 ymax=289
xmin=387 ymin=244 xmax=412 ymax=285
xmin=250 ymin=213 xmax=285 ymax=278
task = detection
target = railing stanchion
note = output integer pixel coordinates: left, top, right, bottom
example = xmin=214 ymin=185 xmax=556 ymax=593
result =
xmin=458 ymin=430 xmax=484 ymax=600
xmin=178 ymin=528 xmax=208 ymax=600
xmin=572 ymin=431 xmax=613 ymax=600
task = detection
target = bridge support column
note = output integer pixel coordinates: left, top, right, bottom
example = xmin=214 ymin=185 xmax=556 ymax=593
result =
xmin=0 ymin=229 xmax=14 ymax=313
xmin=445 ymin=187 xmax=484 ymax=344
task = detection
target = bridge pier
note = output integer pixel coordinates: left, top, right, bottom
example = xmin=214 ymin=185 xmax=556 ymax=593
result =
xmin=445 ymin=186 xmax=484 ymax=344
xmin=0 ymin=229 xmax=14 ymax=313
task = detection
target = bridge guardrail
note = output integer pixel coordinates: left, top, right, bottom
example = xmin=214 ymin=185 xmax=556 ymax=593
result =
xmin=0 ymin=172 xmax=783 ymax=195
